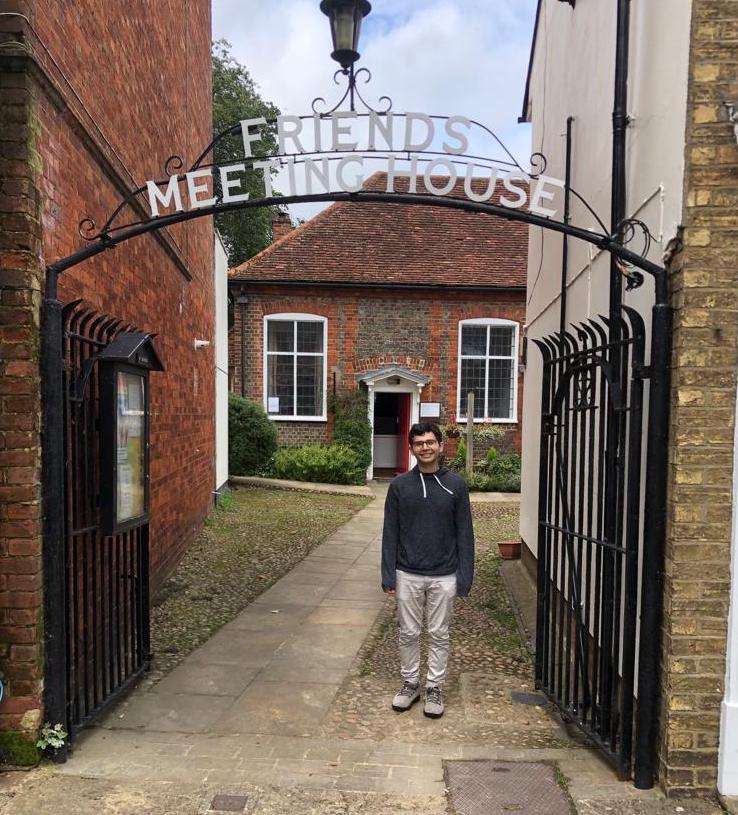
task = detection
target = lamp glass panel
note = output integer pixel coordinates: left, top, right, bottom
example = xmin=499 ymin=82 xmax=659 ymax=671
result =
xmin=334 ymin=6 xmax=357 ymax=52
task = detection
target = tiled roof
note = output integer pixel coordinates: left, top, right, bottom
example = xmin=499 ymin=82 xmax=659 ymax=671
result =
xmin=229 ymin=173 xmax=527 ymax=288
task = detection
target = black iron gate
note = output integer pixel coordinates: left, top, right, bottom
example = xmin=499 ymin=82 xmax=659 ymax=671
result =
xmin=534 ymin=307 xmax=647 ymax=776
xmin=61 ymin=300 xmax=151 ymax=740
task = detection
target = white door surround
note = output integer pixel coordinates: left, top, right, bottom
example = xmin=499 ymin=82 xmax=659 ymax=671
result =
xmin=356 ymin=365 xmax=431 ymax=481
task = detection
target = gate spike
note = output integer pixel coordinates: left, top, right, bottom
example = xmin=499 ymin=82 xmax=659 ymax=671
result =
xmin=532 ymin=338 xmax=553 ymax=363
xmin=69 ymin=306 xmax=92 ymax=335
xmin=88 ymin=312 xmax=112 ymax=339
xmin=579 ymin=321 xmax=600 ymax=349
xmin=78 ymin=309 xmax=102 ymax=338
xmin=561 ymin=330 xmax=579 ymax=354
xmin=98 ymin=318 xmax=122 ymax=342
xmin=589 ymin=318 xmax=608 ymax=346
xmin=61 ymin=298 xmax=84 ymax=322
xmin=620 ymin=304 xmax=646 ymax=339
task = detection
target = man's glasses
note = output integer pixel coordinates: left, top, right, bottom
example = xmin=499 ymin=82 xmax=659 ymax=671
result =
xmin=412 ymin=440 xmax=439 ymax=449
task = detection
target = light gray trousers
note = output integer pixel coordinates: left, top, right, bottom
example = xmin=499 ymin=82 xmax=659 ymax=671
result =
xmin=395 ymin=569 xmax=457 ymax=688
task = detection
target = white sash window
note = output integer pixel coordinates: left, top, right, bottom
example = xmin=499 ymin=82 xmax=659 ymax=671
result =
xmin=457 ymin=318 xmax=519 ymax=422
xmin=264 ymin=314 xmax=327 ymax=421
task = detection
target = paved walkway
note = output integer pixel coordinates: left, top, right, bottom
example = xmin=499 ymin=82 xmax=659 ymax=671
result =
xmin=6 ymin=484 xmax=723 ymax=814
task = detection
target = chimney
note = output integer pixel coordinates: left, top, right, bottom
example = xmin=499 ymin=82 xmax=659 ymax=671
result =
xmin=272 ymin=210 xmax=293 ymax=243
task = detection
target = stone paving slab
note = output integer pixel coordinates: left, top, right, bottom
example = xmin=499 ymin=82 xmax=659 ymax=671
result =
xmin=210 ymin=681 xmax=341 ymax=736
xmin=221 ymin=603 xmax=314 ymax=632
xmin=153 ymin=661 xmax=261 ymax=697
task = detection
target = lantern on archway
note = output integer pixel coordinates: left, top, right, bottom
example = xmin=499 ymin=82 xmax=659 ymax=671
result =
xmin=320 ymin=0 xmax=372 ymax=70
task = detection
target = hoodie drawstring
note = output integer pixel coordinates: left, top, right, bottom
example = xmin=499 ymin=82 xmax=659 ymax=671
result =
xmin=434 ymin=474 xmax=454 ymax=495
xmin=418 ymin=471 xmax=454 ymax=498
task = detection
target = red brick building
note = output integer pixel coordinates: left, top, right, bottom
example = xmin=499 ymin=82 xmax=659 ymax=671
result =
xmin=229 ymin=174 xmax=527 ymax=478
xmin=0 ymin=2 xmax=213 ymax=753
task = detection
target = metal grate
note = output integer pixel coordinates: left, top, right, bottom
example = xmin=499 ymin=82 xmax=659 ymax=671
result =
xmin=511 ymin=691 xmax=547 ymax=706
xmin=445 ymin=760 xmax=573 ymax=815
xmin=209 ymin=793 xmax=250 ymax=812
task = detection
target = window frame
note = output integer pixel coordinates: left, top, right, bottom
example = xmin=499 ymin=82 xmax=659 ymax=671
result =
xmin=456 ymin=317 xmax=519 ymax=424
xmin=263 ymin=313 xmax=328 ymax=422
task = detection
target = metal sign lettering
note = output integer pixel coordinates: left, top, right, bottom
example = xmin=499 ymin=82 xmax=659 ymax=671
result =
xmin=144 ymin=111 xmax=565 ymax=220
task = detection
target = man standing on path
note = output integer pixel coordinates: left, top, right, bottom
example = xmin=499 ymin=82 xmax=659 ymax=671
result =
xmin=381 ymin=422 xmax=475 ymax=719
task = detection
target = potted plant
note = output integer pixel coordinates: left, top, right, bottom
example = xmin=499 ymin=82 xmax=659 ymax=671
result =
xmin=497 ymin=540 xmax=521 ymax=560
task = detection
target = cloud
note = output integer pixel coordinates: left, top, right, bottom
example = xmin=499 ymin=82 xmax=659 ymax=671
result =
xmin=212 ymin=0 xmax=536 ymax=220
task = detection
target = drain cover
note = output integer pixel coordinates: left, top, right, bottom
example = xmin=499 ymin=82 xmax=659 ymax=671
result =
xmin=209 ymin=794 xmax=249 ymax=812
xmin=511 ymin=691 xmax=548 ymax=706
xmin=445 ymin=760 xmax=572 ymax=815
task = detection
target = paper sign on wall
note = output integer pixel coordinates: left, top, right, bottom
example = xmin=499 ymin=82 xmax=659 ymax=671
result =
xmin=420 ymin=402 xmax=441 ymax=418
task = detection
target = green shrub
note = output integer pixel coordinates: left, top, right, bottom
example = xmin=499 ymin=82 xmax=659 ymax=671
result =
xmin=330 ymin=389 xmax=371 ymax=469
xmin=488 ymin=452 xmax=521 ymax=492
xmin=468 ymin=448 xmax=521 ymax=492
xmin=450 ymin=439 xmax=466 ymax=471
xmin=272 ymin=443 xmax=364 ymax=485
xmin=462 ymin=471 xmax=496 ymax=492
xmin=228 ymin=393 xmax=278 ymax=476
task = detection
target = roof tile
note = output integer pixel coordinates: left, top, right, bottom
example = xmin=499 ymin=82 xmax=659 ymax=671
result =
xmin=229 ymin=172 xmax=528 ymax=288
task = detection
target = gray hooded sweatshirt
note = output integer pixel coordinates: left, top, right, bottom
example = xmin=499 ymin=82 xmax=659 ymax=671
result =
xmin=381 ymin=465 xmax=475 ymax=597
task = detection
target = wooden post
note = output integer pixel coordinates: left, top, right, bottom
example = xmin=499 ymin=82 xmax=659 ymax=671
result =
xmin=466 ymin=391 xmax=474 ymax=474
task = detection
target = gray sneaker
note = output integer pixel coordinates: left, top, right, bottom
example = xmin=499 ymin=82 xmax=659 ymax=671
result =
xmin=392 ymin=682 xmax=420 ymax=712
xmin=424 ymin=686 xmax=444 ymax=718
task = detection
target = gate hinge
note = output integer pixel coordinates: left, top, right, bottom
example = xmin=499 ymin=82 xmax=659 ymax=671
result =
xmin=633 ymin=364 xmax=651 ymax=380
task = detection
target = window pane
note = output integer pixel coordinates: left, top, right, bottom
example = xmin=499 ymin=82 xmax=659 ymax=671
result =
xmin=296 ymin=355 xmax=323 ymax=416
xmin=267 ymin=355 xmax=294 ymax=415
xmin=267 ymin=320 xmax=294 ymax=352
xmin=297 ymin=321 xmax=323 ymax=353
xmin=489 ymin=326 xmax=515 ymax=357
xmin=461 ymin=325 xmax=487 ymax=356
xmin=488 ymin=359 xmax=513 ymax=419
xmin=460 ymin=358 xmax=485 ymax=419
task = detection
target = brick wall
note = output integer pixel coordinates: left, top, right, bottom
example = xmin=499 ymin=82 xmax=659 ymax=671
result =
xmin=659 ymin=0 xmax=738 ymax=794
xmin=0 ymin=55 xmax=44 ymax=742
xmin=0 ymin=1 xmax=213 ymax=747
xmin=228 ymin=284 xmax=525 ymax=452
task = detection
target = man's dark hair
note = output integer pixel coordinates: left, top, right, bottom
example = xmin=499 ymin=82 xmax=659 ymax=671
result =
xmin=408 ymin=422 xmax=442 ymax=446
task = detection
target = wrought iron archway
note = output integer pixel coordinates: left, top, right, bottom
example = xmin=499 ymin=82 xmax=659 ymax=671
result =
xmin=40 ymin=111 xmax=670 ymax=789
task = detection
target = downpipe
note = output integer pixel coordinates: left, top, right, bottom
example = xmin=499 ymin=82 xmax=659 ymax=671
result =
xmin=40 ymin=266 xmax=69 ymax=760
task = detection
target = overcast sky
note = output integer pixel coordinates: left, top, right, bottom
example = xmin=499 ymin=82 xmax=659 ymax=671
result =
xmin=212 ymin=0 xmax=537 ymax=221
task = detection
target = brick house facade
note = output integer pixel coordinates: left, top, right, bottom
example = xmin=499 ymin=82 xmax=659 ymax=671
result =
xmin=229 ymin=174 xmax=526 ymax=477
xmin=0 ymin=2 xmax=213 ymax=750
